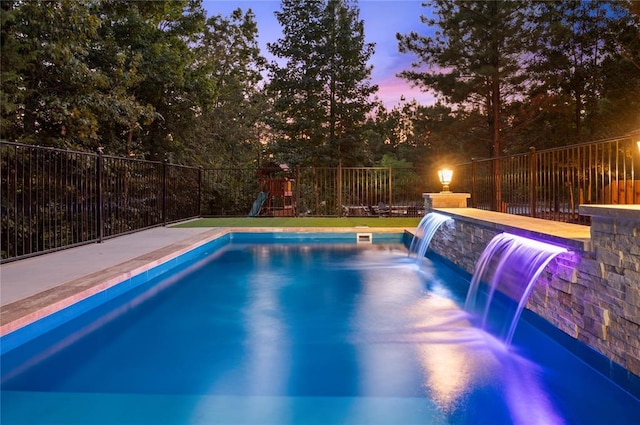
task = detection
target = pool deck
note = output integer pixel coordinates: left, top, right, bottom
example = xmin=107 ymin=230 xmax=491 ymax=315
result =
xmin=0 ymin=225 xmax=411 ymax=336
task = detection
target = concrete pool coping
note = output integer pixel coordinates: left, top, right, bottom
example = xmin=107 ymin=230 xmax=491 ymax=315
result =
xmin=434 ymin=208 xmax=592 ymax=251
xmin=0 ymin=226 xmax=412 ymax=337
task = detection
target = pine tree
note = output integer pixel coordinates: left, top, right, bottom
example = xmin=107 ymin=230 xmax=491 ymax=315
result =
xmin=397 ymin=0 xmax=534 ymax=158
xmin=267 ymin=0 xmax=377 ymax=167
xmin=530 ymin=0 xmax=640 ymax=141
xmin=397 ymin=0 xmax=535 ymax=210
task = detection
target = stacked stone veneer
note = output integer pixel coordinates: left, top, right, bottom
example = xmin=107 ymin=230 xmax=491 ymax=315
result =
xmin=426 ymin=208 xmax=640 ymax=378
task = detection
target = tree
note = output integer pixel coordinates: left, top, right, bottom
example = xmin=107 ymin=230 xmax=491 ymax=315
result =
xmin=397 ymin=0 xmax=534 ymax=158
xmin=0 ymin=0 xmax=208 ymax=157
xmin=87 ymin=0 xmax=161 ymax=154
xmin=605 ymin=0 xmax=640 ymax=134
xmin=105 ymin=0 xmax=208 ymax=160
xmin=620 ymin=0 xmax=640 ymax=69
xmin=514 ymin=0 xmax=640 ymax=146
xmin=188 ymin=8 xmax=268 ymax=167
xmin=397 ymin=0 xmax=535 ymax=210
xmin=321 ymin=0 xmax=378 ymax=165
xmin=371 ymin=99 xmax=485 ymax=169
xmin=267 ymin=0 xmax=377 ymax=167
xmin=529 ymin=1 xmax=633 ymax=141
xmin=1 ymin=1 xmax=24 ymax=142
xmin=1 ymin=0 xmax=106 ymax=148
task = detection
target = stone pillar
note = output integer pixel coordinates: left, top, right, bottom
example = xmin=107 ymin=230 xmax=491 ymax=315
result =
xmin=423 ymin=192 xmax=470 ymax=212
xmin=578 ymin=205 xmax=640 ymax=374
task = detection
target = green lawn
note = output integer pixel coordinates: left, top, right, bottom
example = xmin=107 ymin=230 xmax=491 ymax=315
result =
xmin=173 ymin=217 xmax=422 ymax=228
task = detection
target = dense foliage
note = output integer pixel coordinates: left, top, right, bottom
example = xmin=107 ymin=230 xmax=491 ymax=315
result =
xmin=1 ymin=0 xmax=638 ymax=168
xmin=266 ymin=0 xmax=378 ymax=167
xmin=396 ymin=0 xmax=640 ymax=162
xmin=1 ymin=0 xmax=266 ymax=166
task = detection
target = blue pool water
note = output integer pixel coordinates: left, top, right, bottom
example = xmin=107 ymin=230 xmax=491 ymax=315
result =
xmin=1 ymin=235 xmax=639 ymax=424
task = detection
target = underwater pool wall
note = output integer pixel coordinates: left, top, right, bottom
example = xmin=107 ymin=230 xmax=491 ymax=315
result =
xmin=423 ymin=206 xmax=640 ymax=388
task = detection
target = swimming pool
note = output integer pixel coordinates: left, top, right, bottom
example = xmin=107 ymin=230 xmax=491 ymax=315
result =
xmin=1 ymin=233 xmax=639 ymax=424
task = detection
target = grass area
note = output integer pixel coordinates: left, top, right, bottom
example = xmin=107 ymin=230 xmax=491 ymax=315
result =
xmin=173 ymin=217 xmax=422 ymax=228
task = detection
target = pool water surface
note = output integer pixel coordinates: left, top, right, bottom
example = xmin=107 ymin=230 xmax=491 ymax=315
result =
xmin=1 ymin=237 xmax=639 ymax=424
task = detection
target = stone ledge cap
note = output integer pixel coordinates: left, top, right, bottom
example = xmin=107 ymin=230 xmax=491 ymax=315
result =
xmin=434 ymin=207 xmax=591 ymax=251
xmin=423 ymin=192 xmax=471 ymax=198
xmin=579 ymin=204 xmax=640 ymax=221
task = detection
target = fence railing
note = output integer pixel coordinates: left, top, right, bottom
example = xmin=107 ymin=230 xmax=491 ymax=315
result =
xmin=1 ymin=141 xmax=428 ymax=262
xmin=4 ymin=134 xmax=637 ymax=261
xmin=453 ymin=135 xmax=639 ymax=224
xmin=1 ymin=142 xmax=201 ymax=262
xmin=201 ymin=164 xmax=429 ymax=217
xmin=293 ymin=166 xmax=426 ymax=217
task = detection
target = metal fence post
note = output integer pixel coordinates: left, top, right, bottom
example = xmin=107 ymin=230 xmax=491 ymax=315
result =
xmin=471 ymin=159 xmax=477 ymax=208
xmin=295 ymin=165 xmax=301 ymax=217
xmin=388 ymin=167 xmax=393 ymax=211
xmin=197 ymin=166 xmax=202 ymax=217
xmin=529 ymin=147 xmax=537 ymax=218
xmin=337 ymin=160 xmax=343 ymax=217
xmin=96 ymin=147 xmax=104 ymax=243
xmin=162 ymin=159 xmax=168 ymax=226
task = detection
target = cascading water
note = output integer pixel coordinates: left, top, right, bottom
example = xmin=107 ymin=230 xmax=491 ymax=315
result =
xmin=464 ymin=232 xmax=568 ymax=345
xmin=408 ymin=212 xmax=452 ymax=260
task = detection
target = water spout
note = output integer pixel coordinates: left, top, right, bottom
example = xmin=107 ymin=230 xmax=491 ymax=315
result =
xmin=408 ymin=212 xmax=452 ymax=261
xmin=464 ymin=233 xmax=567 ymax=345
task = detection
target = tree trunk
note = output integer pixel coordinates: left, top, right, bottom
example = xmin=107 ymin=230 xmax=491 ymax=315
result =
xmin=490 ymin=73 xmax=503 ymax=211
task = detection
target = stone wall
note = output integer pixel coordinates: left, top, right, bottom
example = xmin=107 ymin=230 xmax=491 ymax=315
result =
xmin=580 ymin=206 xmax=640 ymax=376
xmin=426 ymin=206 xmax=640 ymax=379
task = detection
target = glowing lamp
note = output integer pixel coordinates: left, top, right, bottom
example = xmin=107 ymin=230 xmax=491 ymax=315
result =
xmin=637 ymin=140 xmax=640 ymax=153
xmin=438 ymin=169 xmax=453 ymax=193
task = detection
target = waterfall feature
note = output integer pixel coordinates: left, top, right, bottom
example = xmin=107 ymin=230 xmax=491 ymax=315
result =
xmin=464 ymin=233 xmax=568 ymax=345
xmin=408 ymin=212 xmax=452 ymax=260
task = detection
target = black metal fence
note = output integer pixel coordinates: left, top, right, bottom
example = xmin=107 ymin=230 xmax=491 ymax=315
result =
xmin=4 ymin=134 xmax=637 ymax=261
xmin=1 ymin=143 xmax=100 ymax=259
xmin=1 ymin=141 xmax=429 ymax=262
xmin=292 ymin=166 xmax=429 ymax=217
xmin=453 ymin=135 xmax=639 ymax=224
xmin=201 ymin=168 xmax=260 ymax=216
xmin=1 ymin=142 xmax=202 ymax=262
xmin=201 ymin=164 xmax=430 ymax=217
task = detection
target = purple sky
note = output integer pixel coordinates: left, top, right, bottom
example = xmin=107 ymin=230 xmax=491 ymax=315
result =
xmin=202 ymin=1 xmax=436 ymax=109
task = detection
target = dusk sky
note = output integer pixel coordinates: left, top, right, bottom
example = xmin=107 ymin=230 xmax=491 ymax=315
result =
xmin=202 ymin=1 xmax=437 ymax=109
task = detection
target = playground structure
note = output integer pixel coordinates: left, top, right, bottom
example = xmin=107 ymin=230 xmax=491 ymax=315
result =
xmin=249 ymin=162 xmax=295 ymax=217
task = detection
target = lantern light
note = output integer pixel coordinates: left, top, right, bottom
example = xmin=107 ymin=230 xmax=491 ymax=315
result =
xmin=438 ymin=169 xmax=453 ymax=193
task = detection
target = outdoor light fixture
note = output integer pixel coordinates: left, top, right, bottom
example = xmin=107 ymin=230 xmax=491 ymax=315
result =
xmin=438 ymin=169 xmax=453 ymax=193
